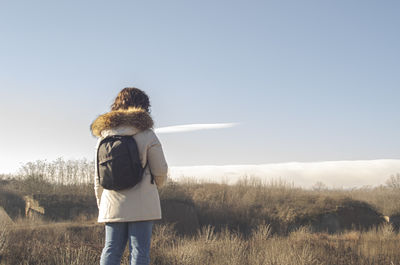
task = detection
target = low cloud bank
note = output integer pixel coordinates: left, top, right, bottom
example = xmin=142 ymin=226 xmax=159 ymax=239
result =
xmin=155 ymin=123 xmax=239 ymax=134
xmin=169 ymin=159 xmax=400 ymax=188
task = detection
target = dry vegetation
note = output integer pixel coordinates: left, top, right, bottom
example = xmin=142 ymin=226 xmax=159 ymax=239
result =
xmin=1 ymin=159 xmax=400 ymax=264
xmin=3 ymin=221 xmax=400 ymax=265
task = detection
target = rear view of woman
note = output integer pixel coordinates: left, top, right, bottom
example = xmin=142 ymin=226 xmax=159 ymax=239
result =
xmin=90 ymin=87 xmax=168 ymax=265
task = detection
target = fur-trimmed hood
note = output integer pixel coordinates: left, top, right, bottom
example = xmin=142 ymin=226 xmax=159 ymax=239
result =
xmin=90 ymin=107 xmax=154 ymax=137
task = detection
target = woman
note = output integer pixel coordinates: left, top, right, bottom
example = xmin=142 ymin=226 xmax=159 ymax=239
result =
xmin=90 ymin=87 xmax=168 ymax=265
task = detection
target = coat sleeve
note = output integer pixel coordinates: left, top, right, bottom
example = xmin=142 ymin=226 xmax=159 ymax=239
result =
xmin=147 ymin=131 xmax=168 ymax=187
xmin=94 ymin=138 xmax=103 ymax=208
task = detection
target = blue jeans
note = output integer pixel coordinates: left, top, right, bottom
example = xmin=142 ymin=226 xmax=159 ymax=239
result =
xmin=100 ymin=221 xmax=153 ymax=265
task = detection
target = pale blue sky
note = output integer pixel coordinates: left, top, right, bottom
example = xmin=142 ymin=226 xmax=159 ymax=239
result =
xmin=0 ymin=0 xmax=399 ymax=173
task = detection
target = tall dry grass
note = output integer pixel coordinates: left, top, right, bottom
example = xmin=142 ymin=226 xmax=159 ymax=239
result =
xmin=0 ymin=222 xmax=8 ymax=263
xmin=4 ymin=221 xmax=400 ymax=265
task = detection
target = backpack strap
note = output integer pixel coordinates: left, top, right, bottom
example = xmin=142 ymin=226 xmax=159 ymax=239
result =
xmin=144 ymin=161 xmax=155 ymax=184
xmin=125 ymin=134 xmax=154 ymax=185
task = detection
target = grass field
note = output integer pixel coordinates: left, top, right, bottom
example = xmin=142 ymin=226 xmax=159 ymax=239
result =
xmin=2 ymin=219 xmax=400 ymax=265
xmin=2 ymin=170 xmax=400 ymax=264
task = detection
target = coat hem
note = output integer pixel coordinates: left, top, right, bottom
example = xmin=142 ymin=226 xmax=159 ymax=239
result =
xmin=97 ymin=216 xmax=162 ymax=223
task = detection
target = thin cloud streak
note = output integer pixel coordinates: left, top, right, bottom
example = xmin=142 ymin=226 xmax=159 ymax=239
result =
xmin=155 ymin=123 xmax=239 ymax=134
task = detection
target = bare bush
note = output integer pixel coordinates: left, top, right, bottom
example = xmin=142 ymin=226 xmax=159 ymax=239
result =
xmin=386 ymin=173 xmax=400 ymax=189
xmin=312 ymin=181 xmax=328 ymax=191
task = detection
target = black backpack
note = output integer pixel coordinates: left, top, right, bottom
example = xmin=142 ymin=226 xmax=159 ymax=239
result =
xmin=97 ymin=135 xmax=153 ymax=191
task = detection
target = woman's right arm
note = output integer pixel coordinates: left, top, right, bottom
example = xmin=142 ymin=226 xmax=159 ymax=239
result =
xmin=94 ymin=138 xmax=103 ymax=207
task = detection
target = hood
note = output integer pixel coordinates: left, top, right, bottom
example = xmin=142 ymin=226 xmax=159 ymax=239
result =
xmin=90 ymin=107 xmax=154 ymax=137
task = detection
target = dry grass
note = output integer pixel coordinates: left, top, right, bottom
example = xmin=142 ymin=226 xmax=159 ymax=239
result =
xmin=3 ymin=174 xmax=400 ymax=264
xmin=4 ymin=222 xmax=400 ymax=265
xmin=160 ymin=179 xmax=387 ymax=235
xmin=0 ymin=222 xmax=8 ymax=262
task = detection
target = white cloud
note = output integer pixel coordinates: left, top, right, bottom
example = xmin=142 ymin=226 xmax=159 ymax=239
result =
xmin=169 ymin=159 xmax=400 ymax=189
xmin=155 ymin=123 xmax=239 ymax=134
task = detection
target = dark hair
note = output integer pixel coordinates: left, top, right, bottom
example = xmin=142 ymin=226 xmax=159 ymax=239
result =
xmin=111 ymin=87 xmax=151 ymax=112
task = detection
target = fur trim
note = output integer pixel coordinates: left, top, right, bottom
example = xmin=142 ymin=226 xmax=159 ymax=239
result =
xmin=90 ymin=107 xmax=154 ymax=137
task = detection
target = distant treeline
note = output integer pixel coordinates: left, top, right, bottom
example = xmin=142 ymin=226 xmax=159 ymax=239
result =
xmin=17 ymin=158 xmax=94 ymax=185
xmin=6 ymin=157 xmax=400 ymax=192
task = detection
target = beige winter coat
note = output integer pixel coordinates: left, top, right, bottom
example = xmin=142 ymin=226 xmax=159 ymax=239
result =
xmin=90 ymin=108 xmax=168 ymax=223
